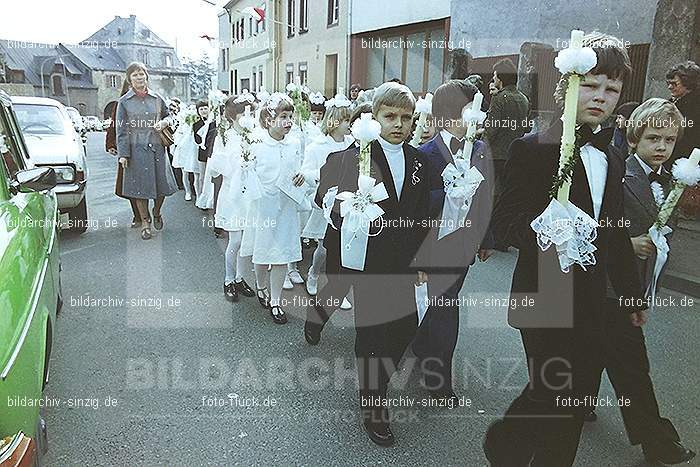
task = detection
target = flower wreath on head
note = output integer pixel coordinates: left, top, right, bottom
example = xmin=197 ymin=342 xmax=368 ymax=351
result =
xmin=325 ymin=94 xmax=352 ymax=109
xmin=264 ymin=92 xmax=294 ymax=118
xmin=234 ymin=92 xmax=256 ymax=105
xmin=309 ymin=92 xmax=326 ymax=106
xmin=256 ymin=88 xmax=271 ymax=104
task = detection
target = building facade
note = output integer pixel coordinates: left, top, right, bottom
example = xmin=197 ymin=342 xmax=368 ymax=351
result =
xmin=221 ymin=0 xmax=277 ymax=95
xmin=0 ymin=15 xmax=189 ymax=118
xmin=349 ymin=0 xmax=451 ymax=96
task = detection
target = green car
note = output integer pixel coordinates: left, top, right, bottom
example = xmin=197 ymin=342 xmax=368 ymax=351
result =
xmin=0 ymin=90 xmax=61 ymax=464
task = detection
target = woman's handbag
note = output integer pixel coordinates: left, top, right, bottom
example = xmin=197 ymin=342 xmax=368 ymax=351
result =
xmin=158 ymin=125 xmax=175 ymax=147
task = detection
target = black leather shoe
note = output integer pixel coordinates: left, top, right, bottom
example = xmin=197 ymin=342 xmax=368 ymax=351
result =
xmin=234 ymin=279 xmax=255 ymax=297
xmin=304 ymin=323 xmax=321 ymax=346
xmin=256 ymin=287 xmax=270 ymax=309
xmin=584 ymin=410 xmax=597 ymax=422
xmin=270 ymin=306 xmax=288 ymax=324
xmin=363 ymin=421 xmax=394 ymax=447
xmin=224 ymin=283 xmax=239 ymax=302
xmin=642 ymin=440 xmax=696 ymax=465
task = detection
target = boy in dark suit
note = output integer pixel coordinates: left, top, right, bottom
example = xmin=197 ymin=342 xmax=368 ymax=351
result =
xmin=412 ymin=80 xmax=495 ymax=400
xmin=485 ymin=33 xmax=647 ymax=466
xmin=308 ymin=82 xmax=431 ymax=447
xmin=586 ymin=98 xmax=695 ymax=464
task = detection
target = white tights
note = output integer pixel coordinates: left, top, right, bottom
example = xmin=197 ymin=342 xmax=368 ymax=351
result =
xmin=254 ymin=264 xmax=287 ymax=307
xmin=224 ymin=231 xmax=251 ymax=284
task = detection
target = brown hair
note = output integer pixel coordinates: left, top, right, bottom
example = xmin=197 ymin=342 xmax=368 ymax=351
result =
xmin=350 ymin=102 xmax=373 ymax=125
xmin=432 ymin=80 xmax=478 ymax=122
xmin=320 ymin=105 xmax=352 ymax=135
xmin=224 ymin=96 xmax=250 ymax=122
xmin=493 ymin=58 xmax=518 ymax=86
xmin=372 ymin=82 xmax=416 ymax=115
xmin=124 ymin=61 xmax=149 ymax=93
xmin=666 ymin=60 xmax=700 ymax=92
xmin=259 ymin=99 xmax=294 ymax=129
xmin=554 ymin=32 xmax=632 ymax=106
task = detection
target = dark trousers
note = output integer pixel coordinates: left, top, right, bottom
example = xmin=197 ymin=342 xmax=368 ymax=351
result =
xmin=412 ymin=269 xmax=469 ymax=392
xmin=167 ymin=148 xmax=184 ymax=190
xmin=593 ymin=299 xmax=680 ymax=446
xmin=492 ymin=160 xmax=508 ymax=248
xmin=494 ymin=326 xmax=603 ymax=467
xmin=353 ymin=277 xmax=418 ymax=425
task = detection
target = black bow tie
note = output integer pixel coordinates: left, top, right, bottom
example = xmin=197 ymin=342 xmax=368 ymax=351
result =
xmin=577 ymin=126 xmax=614 ymax=152
xmin=648 ymin=170 xmax=671 ymax=186
xmin=449 ymin=137 xmax=465 ymax=155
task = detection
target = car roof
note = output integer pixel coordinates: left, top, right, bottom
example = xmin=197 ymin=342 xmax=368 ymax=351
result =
xmin=10 ymin=96 xmax=65 ymax=108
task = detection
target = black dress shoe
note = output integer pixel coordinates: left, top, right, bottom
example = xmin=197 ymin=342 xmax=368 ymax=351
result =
xmin=214 ymin=227 xmax=224 ymax=238
xmin=224 ymin=283 xmax=239 ymax=302
xmin=234 ymin=279 xmax=255 ymax=297
xmin=584 ymin=410 xmax=597 ymax=422
xmin=256 ymin=287 xmax=270 ymax=309
xmin=642 ymin=440 xmax=696 ymax=465
xmin=270 ymin=306 xmax=288 ymax=325
xmin=363 ymin=421 xmax=395 ymax=447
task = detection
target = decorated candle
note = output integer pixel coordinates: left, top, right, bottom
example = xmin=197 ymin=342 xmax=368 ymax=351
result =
xmin=656 ymin=148 xmax=700 ymax=227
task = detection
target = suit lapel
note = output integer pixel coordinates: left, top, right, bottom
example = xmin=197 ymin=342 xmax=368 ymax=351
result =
xmin=570 ymin=156 xmax=595 ymax=218
xmin=625 ymin=156 xmax=659 ymax=218
xmin=434 ymin=135 xmax=455 ymax=167
xmin=369 ymin=141 xmax=399 ymax=211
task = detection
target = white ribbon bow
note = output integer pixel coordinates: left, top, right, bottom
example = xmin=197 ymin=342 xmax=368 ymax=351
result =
xmin=439 ymin=159 xmax=484 ymax=240
xmin=336 ymin=175 xmax=389 ymax=270
xmin=531 ymin=199 xmax=598 ymax=272
xmin=646 ymin=224 xmax=672 ymax=309
xmin=322 ymin=186 xmax=339 ymax=228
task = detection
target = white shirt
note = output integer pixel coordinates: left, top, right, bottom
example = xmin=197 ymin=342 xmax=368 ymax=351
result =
xmin=578 ymin=126 xmax=608 ymax=220
xmin=440 ymin=129 xmax=465 ymax=156
xmin=633 ymin=153 xmax=662 ymax=177
xmin=378 ymin=136 xmax=406 ymax=200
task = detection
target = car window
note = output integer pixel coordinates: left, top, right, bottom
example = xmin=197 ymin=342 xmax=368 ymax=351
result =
xmin=0 ymin=107 xmax=23 ymax=180
xmin=13 ymin=104 xmax=67 ymax=136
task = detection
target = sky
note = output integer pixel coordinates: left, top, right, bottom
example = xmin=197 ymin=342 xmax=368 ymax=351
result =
xmin=1 ymin=0 xmax=223 ymax=61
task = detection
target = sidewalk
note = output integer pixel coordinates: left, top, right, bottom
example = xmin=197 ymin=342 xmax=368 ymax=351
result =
xmin=662 ymin=219 xmax=700 ymax=298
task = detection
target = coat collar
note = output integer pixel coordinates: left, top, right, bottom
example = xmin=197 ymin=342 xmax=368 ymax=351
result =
xmin=123 ymin=87 xmax=159 ymax=99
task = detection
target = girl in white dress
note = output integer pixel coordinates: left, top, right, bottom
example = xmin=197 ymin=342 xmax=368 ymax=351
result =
xmin=208 ymin=96 xmax=258 ymax=302
xmin=247 ymin=94 xmax=306 ymax=324
xmin=300 ymin=95 xmax=354 ymax=296
xmin=171 ymin=105 xmax=201 ymax=201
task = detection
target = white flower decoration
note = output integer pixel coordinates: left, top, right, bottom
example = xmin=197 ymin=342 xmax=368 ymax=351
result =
xmin=672 ymin=156 xmax=700 ymax=187
xmin=256 ymin=88 xmax=271 ymax=103
xmin=351 ymin=113 xmax=382 ymax=142
xmin=554 ymin=47 xmax=598 ymax=75
xmin=309 ymin=92 xmax=326 ymax=106
xmin=650 ymin=181 xmax=665 ymax=208
xmin=325 ymin=94 xmax=352 ymax=109
xmin=462 ymin=103 xmax=487 ymax=124
xmin=415 ymin=93 xmax=433 ymax=115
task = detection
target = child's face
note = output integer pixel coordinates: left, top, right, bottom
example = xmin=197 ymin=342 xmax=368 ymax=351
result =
xmin=420 ymin=120 xmax=436 ymax=144
xmin=630 ymin=125 xmax=678 ymax=170
xmin=375 ymin=105 xmax=414 ymax=144
xmin=198 ymin=106 xmax=210 ymax=119
xmin=576 ymin=73 xmax=623 ymax=128
xmin=268 ymin=110 xmax=294 ymax=138
xmin=350 ymin=88 xmax=360 ymax=99
xmin=311 ymin=110 xmax=324 ymax=124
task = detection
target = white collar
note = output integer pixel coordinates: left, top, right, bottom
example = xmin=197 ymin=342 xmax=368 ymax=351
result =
xmin=633 ymin=153 xmax=662 ymax=176
xmin=378 ymin=136 xmax=404 ymax=153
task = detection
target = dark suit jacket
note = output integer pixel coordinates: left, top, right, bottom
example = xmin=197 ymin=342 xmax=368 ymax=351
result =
xmin=416 ymin=135 xmax=495 ymax=273
xmin=492 ymin=122 xmax=645 ymax=329
xmin=618 ymin=156 xmax=674 ymax=292
xmin=193 ymin=120 xmax=217 ymax=162
xmin=669 ymin=90 xmax=700 ymax=167
xmin=327 ymin=140 xmax=431 ymax=276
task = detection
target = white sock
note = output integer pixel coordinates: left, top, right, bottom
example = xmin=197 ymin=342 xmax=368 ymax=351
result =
xmin=224 ymin=231 xmax=242 ymax=284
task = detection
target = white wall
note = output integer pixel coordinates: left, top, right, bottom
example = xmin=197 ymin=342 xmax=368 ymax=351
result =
xmin=217 ymin=11 xmax=232 ymax=91
xmin=351 ymin=0 xmax=450 ymax=34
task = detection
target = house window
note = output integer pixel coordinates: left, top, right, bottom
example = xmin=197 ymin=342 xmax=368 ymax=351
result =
xmin=252 ymin=67 xmax=257 ymax=91
xmin=52 ymin=75 xmax=65 ymax=96
xmin=241 ymin=19 xmax=245 ymax=40
xmin=286 ymin=64 xmax=294 ymax=86
xmin=164 ymin=53 xmax=173 ymax=67
xmin=138 ymin=49 xmax=149 ymax=65
xmin=249 ymin=17 xmax=254 ymax=36
xmin=258 ymin=70 xmax=263 ymax=90
xmin=327 ymin=0 xmax=339 ymax=26
xmin=109 ymin=75 xmax=119 ymax=88
xmin=299 ymin=63 xmax=308 ymax=85
xmin=299 ymin=0 xmax=309 ymax=33
xmin=287 ymin=0 xmax=295 ymax=37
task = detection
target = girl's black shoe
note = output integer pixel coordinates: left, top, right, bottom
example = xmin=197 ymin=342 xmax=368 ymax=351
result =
xmin=270 ymin=305 xmax=288 ymax=325
xmin=256 ymin=287 xmax=270 ymax=309
xmin=234 ymin=279 xmax=255 ymax=297
xmin=224 ymin=283 xmax=239 ymax=302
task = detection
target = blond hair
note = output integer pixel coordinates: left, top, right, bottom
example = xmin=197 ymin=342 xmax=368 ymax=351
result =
xmin=372 ymin=82 xmax=416 ymax=115
xmin=320 ymin=105 xmax=352 ymax=135
xmin=626 ymin=98 xmax=685 ymax=147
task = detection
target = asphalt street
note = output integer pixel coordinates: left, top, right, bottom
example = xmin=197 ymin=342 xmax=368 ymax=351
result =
xmin=43 ymin=132 xmax=699 ymax=466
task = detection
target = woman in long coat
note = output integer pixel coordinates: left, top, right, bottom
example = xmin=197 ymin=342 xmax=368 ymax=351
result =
xmin=116 ymin=62 xmax=178 ymax=239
